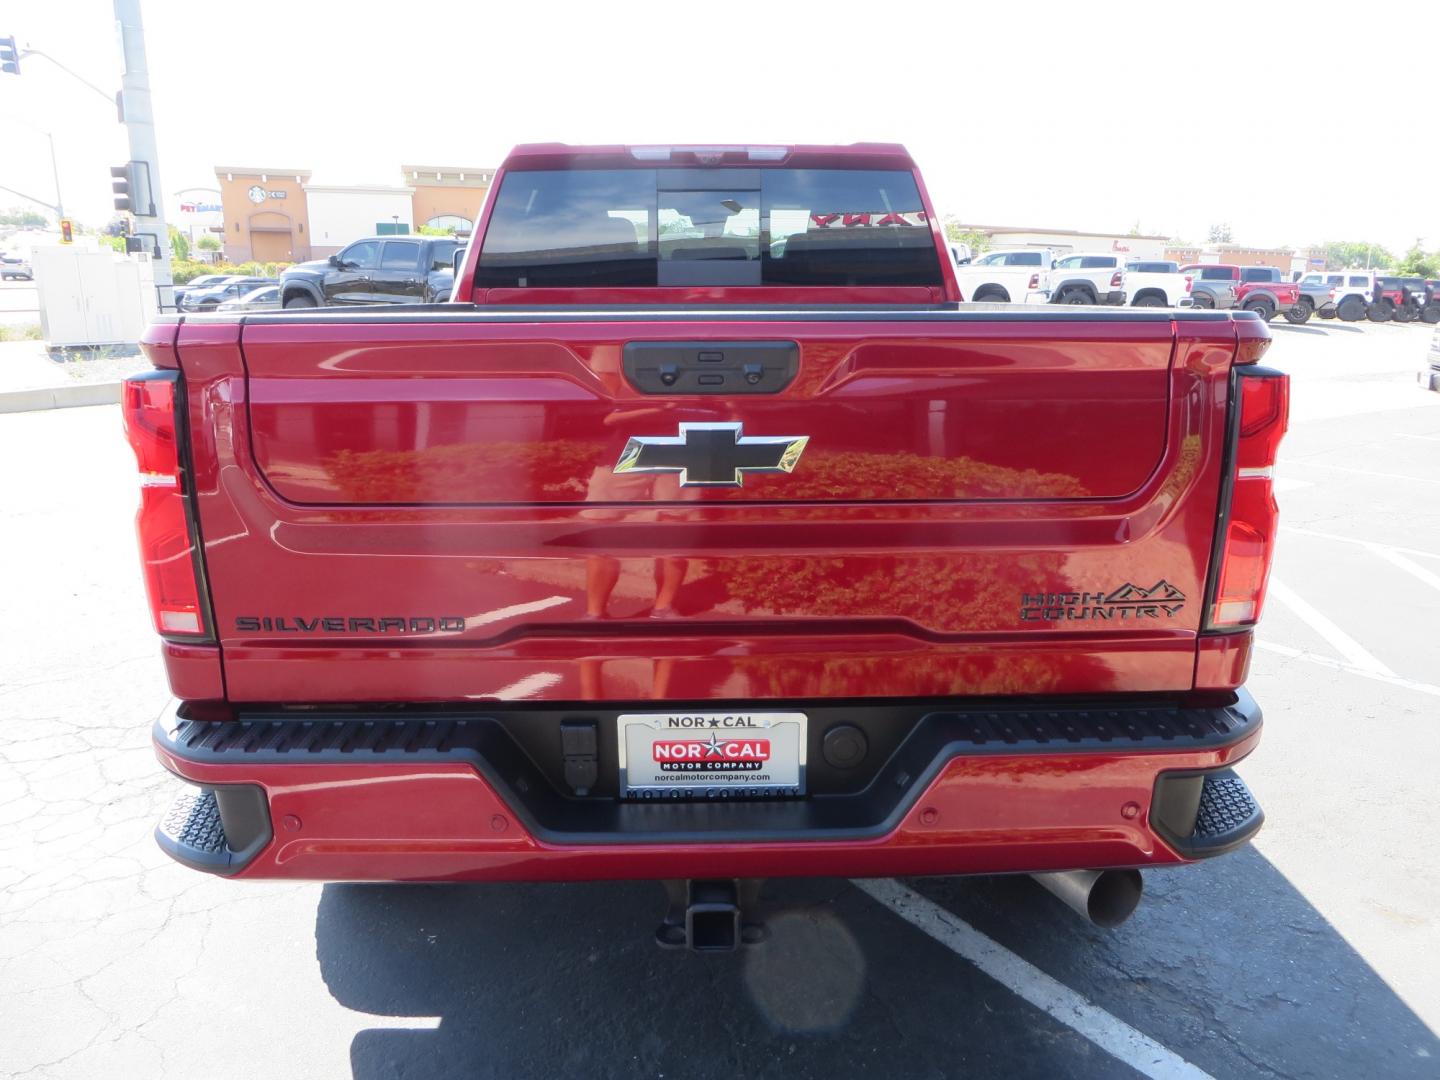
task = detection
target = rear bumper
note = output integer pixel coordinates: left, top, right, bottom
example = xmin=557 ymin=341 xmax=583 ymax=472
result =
xmin=1102 ymin=290 xmax=1127 ymax=305
xmin=153 ymin=692 xmax=1264 ymax=882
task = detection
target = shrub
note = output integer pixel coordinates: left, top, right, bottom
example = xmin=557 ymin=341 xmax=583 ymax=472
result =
xmin=170 ymin=259 xmax=292 ymax=283
xmin=171 ymin=259 xmax=220 ymax=284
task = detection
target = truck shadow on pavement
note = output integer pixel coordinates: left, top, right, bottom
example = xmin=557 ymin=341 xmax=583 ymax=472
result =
xmin=315 ymin=849 xmax=1438 ymax=1079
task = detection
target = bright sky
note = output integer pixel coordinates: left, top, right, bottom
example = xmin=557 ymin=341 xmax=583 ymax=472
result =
xmin=2 ymin=0 xmax=1435 ymax=254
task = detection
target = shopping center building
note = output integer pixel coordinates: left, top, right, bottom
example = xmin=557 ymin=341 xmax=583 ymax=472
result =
xmin=213 ymin=164 xmax=495 ymax=263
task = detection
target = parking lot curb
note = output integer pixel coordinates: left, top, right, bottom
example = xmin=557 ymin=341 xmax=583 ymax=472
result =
xmin=0 ymin=381 xmax=122 ymax=414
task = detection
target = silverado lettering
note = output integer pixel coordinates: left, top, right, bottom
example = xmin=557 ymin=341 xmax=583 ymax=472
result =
xmin=127 ymin=143 xmax=1288 ymax=946
xmin=234 ymin=616 xmax=466 ymax=633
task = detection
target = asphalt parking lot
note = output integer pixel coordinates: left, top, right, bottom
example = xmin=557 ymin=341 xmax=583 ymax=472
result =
xmin=2 ymin=317 xmax=1438 ymax=1079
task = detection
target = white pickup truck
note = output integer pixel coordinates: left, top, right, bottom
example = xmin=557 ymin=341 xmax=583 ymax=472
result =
xmin=1049 ymin=252 xmax=1127 ymax=305
xmin=952 ymin=247 xmax=1053 ymax=303
xmin=1124 ymin=260 xmax=1193 ymax=308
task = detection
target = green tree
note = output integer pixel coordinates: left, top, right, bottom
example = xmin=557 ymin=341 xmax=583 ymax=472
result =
xmin=169 ymin=226 xmax=189 ymax=261
xmin=1396 ymin=245 xmax=1439 ymax=277
xmin=942 ymin=219 xmax=991 ymax=256
xmin=196 ymin=235 xmax=220 ymax=251
xmin=1324 ymin=240 xmax=1393 ymax=269
xmin=0 ymin=207 xmax=48 ymax=228
xmin=1208 ymin=222 xmax=1233 ymax=244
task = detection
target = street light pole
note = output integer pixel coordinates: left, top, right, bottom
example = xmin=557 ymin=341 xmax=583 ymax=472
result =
xmin=44 ymin=130 xmax=63 ymax=219
xmin=5 ymin=114 xmax=66 ymax=220
xmin=112 ymin=0 xmax=173 ymax=309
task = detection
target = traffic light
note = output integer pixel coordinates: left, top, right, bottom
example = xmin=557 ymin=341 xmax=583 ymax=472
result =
xmin=112 ymin=163 xmax=134 ymax=213
xmin=111 ymin=160 xmax=154 ymax=216
xmin=0 ymin=36 xmax=19 ymax=76
xmin=59 ymin=218 xmax=74 ymax=244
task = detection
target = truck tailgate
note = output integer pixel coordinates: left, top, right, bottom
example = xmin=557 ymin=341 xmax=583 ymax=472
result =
xmin=176 ymin=308 xmax=1238 ymax=703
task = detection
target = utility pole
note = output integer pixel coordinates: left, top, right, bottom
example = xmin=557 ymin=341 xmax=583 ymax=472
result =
xmin=113 ymin=0 xmax=173 ymax=309
xmin=45 ymin=131 xmax=63 ymax=219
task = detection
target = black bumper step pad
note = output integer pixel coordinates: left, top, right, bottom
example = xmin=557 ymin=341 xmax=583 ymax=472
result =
xmin=1152 ymin=767 xmax=1264 ymax=859
xmin=162 ymin=692 xmax=1259 ymax=764
xmin=1192 ymin=771 xmax=1264 ymax=849
xmin=156 ymin=788 xmax=231 ymax=872
xmin=155 ymin=784 xmax=273 ymax=876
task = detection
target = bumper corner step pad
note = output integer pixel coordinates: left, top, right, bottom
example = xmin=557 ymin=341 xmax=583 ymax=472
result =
xmin=155 ymin=784 xmax=273 ymax=876
xmin=1154 ymin=768 xmax=1264 ymax=860
xmin=1189 ymin=770 xmax=1264 ymax=854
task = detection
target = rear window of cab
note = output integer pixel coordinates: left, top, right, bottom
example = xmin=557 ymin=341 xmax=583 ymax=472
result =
xmin=474 ymin=168 xmax=942 ymax=289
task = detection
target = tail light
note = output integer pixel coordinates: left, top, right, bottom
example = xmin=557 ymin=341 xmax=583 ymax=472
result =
xmin=1206 ymin=354 xmax=1289 ymax=629
xmin=1329 ymin=288 xmax=1337 ymax=302
xmin=1110 ymin=271 xmax=1123 ymax=288
xmin=1185 ymin=277 xmax=1193 ymax=293
xmin=122 ymin=372 xmax=211 ymax=640
xmin=1028 ymin=273 xmax=1040 ymax=289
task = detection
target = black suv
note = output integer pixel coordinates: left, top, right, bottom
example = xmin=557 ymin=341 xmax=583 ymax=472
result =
xmin=280 ymin=235 xmax=459 ymax=308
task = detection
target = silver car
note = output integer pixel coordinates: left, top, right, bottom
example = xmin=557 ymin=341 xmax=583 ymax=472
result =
xmin=215 ymin=285 xmax=281 ymax=313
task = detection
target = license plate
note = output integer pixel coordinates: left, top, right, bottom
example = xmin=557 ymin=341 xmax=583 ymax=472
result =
xmin=616 ymin=712 xmax=807 ymax=798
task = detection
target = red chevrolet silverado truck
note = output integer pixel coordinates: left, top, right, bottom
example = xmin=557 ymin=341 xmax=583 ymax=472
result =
xmin=128 ymin=144 xmax=1288 ymax=946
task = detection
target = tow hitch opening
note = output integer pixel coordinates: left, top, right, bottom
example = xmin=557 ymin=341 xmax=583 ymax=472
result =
xmin=656 ymin=879 xmax=768 ymax=952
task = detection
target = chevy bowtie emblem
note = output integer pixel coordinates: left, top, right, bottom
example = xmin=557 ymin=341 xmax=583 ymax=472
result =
xmin=614 ymin=422 xmax=809 ymax=487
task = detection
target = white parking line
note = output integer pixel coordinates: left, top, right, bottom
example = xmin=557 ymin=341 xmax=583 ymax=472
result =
xmin=854 ymin=879 xmax=1214 ymax=1080
xmin=1255 ymin=641 xmax=1440 ymax=699
xmin=1266 ymin=578 xmax=1396 ymax=677
xmin=1286 ymin=461 xmax=1440 ymax=486
xmin=1363 ymin=544 xmax=1440 ymax=594
xmin=1282 ymin=526 xmax=1440 ymax=562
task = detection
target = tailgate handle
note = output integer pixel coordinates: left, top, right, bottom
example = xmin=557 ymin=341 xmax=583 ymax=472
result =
xmin=623 ymin=341 xmax=798 ymax=395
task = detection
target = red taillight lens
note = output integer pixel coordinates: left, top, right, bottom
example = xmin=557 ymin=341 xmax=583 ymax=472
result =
xmin=124 ymin=377 xmax=179 ymax=476
xmin=1208 ymin=369 xmax=1289 ymax=628
xmin=123 ymin=374 xmax=209 ymax=639
xmin=1028 ymin=273 xmax=1040 ymax=289
xmin=1185 ymin=277 xmax=1193 ymax=293
xmin=1110 ymin=271 xmax=1123 ymax=288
